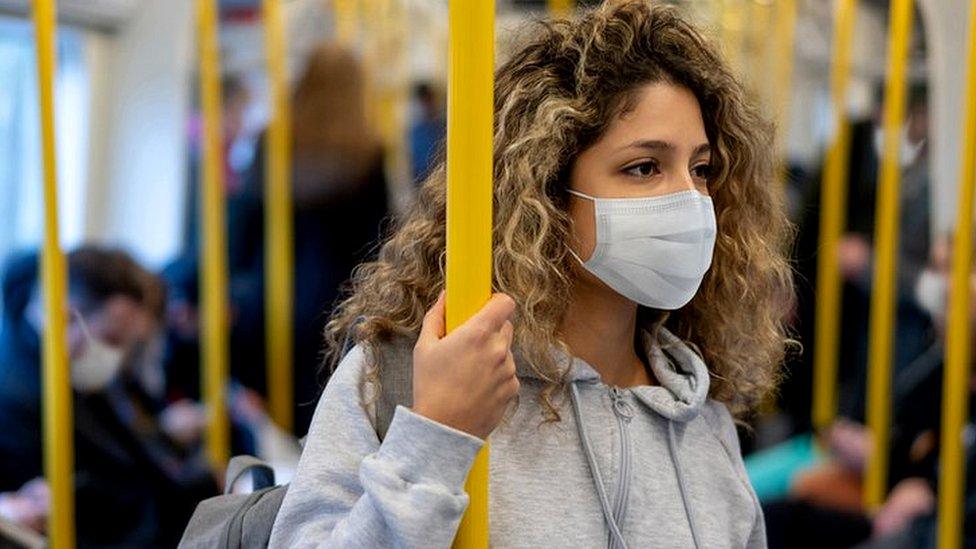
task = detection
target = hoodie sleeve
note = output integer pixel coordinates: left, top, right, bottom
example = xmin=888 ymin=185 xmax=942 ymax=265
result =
xmin=702 ymin=400 xmax=767 ymax=549
xmin=269 ymin=346 xmax=484 ymax=549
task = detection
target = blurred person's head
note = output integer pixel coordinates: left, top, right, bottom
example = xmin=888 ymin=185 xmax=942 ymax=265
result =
xmin=222 ymin=74 xmax=250 ymax=144
xmin=291 ymin=43 xmax=381 ymax=206
xmin=25 ymin=247 xmax=165 ymax=393
xmin=324 ymin=2 xmax=793 ymax=418
xmin=914 ymin=235 xmax=976 ymax=341
xmin=411 ymin=81 xmax=443 ymax=121
xmin=871 ymin=82 xmax=928 ymax=166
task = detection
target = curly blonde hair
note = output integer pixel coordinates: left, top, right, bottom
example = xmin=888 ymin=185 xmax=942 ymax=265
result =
xmin=324 ymin=0 xmax=794 ymax=418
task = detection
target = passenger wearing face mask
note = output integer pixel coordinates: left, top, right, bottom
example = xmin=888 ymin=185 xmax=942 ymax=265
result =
xmin=270 ymin=4 xmax=792 ymax=548
xmin=786 ymin=83 xmax=934 ymax=435
xmin=0 ymin=247 xmax=218 ymax=547
xmin=763 ymin=237 xmax=976 ymax=549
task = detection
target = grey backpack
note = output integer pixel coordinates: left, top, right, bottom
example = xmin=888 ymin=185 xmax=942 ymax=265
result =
xmin=178 ymin=339 xmax=414 ymax=549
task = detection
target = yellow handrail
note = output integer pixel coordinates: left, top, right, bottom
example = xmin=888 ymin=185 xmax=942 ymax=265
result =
xmin=864 ymin=0 xmax=914 ymax=509
xmin=746 ymin=0 xmax=773 ymax=101
xmin=447 ymin=0 xmax=494 ymax=547
xmin=771 ymin=0 xmax=798 ymax=172
xmin=33 ymin=1 xmax=75 ymax=547
xmin=197 ymin=0 xmax=231 ymax=468
xmin=547 ymin=0 xmax=574 ymax=18
xmin=374 ymin=0 xmax=411 ymax=210
xmin=263 ymin=0 xmax=295 ymax=433
xmin=812 ymin=0 xmax=858 ymax=432
xmin=333 ymin=0 xmax=357 ymax=45
xmin=937 ymin=0 xmax=976 ymax=545
xmin=720 ymin=0 xmax=744 ymax=78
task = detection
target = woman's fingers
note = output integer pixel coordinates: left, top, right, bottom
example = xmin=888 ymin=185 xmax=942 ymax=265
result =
xmin=418 ymin=291 xmax=446 ymax=345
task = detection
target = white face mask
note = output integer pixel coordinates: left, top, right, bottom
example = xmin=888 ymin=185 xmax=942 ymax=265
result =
xmin=872 ymin=124 xmax=925 ymax=168
xmin=914 ymin=268 xmax=946 ymax=320
xmin=568 ymin=189 xmax=717 ymax=310
xmin=72 ymin=312 xmax=125 ymax=393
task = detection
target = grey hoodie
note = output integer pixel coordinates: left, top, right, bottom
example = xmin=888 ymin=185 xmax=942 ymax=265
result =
xmin=269 ymin=328 xmax=765 ymax=548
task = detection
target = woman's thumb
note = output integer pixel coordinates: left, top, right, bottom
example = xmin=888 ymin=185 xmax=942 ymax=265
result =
xmin=418 ymin=291 xmax=446 ymax=342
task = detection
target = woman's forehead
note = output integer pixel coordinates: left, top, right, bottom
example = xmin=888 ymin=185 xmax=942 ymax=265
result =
xmin=600 ymin=82 xmax=709 ymax=152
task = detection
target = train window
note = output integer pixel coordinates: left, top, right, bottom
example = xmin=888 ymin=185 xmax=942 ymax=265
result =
xmin=0 ymin=16 xmax=88 ymax=278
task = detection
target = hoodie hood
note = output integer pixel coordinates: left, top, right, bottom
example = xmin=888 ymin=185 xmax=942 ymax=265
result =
xmin=516 ymin=327 xmax=710 ymax=423
xmin=633 ymin=328 xmax=710 ymax=422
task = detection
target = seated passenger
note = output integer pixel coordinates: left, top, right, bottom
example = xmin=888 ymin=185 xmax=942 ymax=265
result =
xmin=0 ymin=246 xmax=218 ymax=547
xmin=763 ymin=237 xmax=976 ymax=549
xmin=271 ymin=2 xmax=792 ymax=547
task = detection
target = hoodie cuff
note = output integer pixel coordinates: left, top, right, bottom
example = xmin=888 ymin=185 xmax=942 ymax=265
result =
xmin=377 ymin=406 xmax=484 ymax=491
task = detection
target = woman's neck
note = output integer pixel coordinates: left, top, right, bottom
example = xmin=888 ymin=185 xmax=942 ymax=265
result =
xmin=560 ymin=278 xmax=652 ymax=388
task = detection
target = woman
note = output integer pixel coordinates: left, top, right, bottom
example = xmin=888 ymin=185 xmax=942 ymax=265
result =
xmin=271 ymin=2 xmax=792 ymax=548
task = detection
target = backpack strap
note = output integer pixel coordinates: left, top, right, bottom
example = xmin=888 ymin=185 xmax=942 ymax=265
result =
xmin=373 ymin=336 xmax=416 ymax=440
xmin=225 ymin=455 xmax=276 ymax=494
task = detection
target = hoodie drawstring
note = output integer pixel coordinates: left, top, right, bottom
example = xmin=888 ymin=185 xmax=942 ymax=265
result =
xmin=668 ymin=420 xmax=703 ymax=549
xmin=571 ymin=381 xmax=704 ymax=549
xmin=570 ymin=382 xmax=629 ymax=549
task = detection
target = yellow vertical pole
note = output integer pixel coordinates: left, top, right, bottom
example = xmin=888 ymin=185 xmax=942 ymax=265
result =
xmin=333 ymin=0 xmax=358 ymax=45
xmin=197 ymin=0 xmax=231 ymax=468
xmin=937 ymin=1 xmax=976 ymax=545
xmin=812 ymin=0 xmax=858 ymax=432
xmin=33 ymin=1 xmax=75 ymax=547
xmin=721 ymin=0 xmax=744 ymax=77
xmin=263 ymin=0 xmax=295 ymax=432
xmin=771 ymin=0 xmax=798 ymax=165
xmin=447 ymin=0 xmax=494 ymax=547
xmin=746 ymin=0 xmax=773 ymax=99
xmin=547 ymin=0 xmax=574 ymax=18
xmin=375 ymin=0 xmax=411 ymax=210
xmin=864 ymin=0 xmax=913 ymax=509
xmin=359 ymin=0 xmax=379 ymax=130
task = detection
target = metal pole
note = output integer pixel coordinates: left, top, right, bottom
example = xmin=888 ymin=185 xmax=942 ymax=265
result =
xmin=196 ymin=0 xmax=231 ymax=468
xmin=547 ymin=0 xmax=574 ymax=18
xmin=448 ymin=0 xmax=494 ymax=546
xmin=864 ymin=0 xmax=914 ymax=509
xmin=812 ymin=0 xmax=858 ymax=432
xmin=33 ymin=0 xmax=75 ymax=546
xmin=772 ymin=0 xmax=798 ymax=168
xmin=333 ymin=0 xmax=357 ymax=45
xmin=263 ymin=0 xmax=295 ymax=433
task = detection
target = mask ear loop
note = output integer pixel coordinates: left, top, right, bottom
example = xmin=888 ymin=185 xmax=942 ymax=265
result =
xmin=71 ymin=308 xmax=96 ymax=344
xmin=566 ymin=245 xmax=586 ymax=266
xmin=566 ymin=188 xmax=596 ymax=201
xmin=565 ymin=189 xmax=595 ymax=266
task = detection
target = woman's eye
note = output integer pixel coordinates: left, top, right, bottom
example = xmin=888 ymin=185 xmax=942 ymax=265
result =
xmin=623 ymin=161 xmax=659 ymax=178
xmin=692 ymin=164 xmax=713 ymax=180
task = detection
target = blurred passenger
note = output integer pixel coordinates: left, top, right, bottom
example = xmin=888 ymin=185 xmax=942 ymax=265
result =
xmin=0 ymin=247 xmax=218 ymax=547
xmin=165 ymin=43 xmax=389 ymax=434
xmin=764 ymin=236 xmax=976 ymax=549
xmin=165 ymin=73 xmax=257 ymax=397
xmin=182 ymin=74 xmax=253 ymax=254
xmin=408 ymin=81 xmax=446 ymax=184
xmin=784 ymin=83 xmax=932 ymax=433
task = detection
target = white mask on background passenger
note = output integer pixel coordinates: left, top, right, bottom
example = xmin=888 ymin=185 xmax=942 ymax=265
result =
xmin=872 ymin=124 xmax=924 ymax=168
xmin=567 ymin=189 xmax=717 ymax=310
xmin=914 ymin=268 xmax=947 ymax=320
xmin=71 ymin=312 xmax=124 ymax=393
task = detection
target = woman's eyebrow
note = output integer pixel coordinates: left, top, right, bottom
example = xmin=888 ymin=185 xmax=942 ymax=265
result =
xmin=620 ymin=139 xmax=673 ymax=152
xmin=618 ymin=140 xmax=711 ymax=156
xmin=692 ymin=143 xmax=711 ymax=157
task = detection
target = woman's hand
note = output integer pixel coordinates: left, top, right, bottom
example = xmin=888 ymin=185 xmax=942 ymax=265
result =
xmin=412 ymin=292 xmax=519 ymax=439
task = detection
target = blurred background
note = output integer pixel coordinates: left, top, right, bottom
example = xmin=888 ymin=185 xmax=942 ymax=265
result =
xmin=0 ymin=0 xmax=973 ymax=547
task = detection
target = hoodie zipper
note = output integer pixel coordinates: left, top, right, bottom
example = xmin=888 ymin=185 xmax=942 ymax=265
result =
xmin=608 ymin=387 xmax=635 ymax=549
